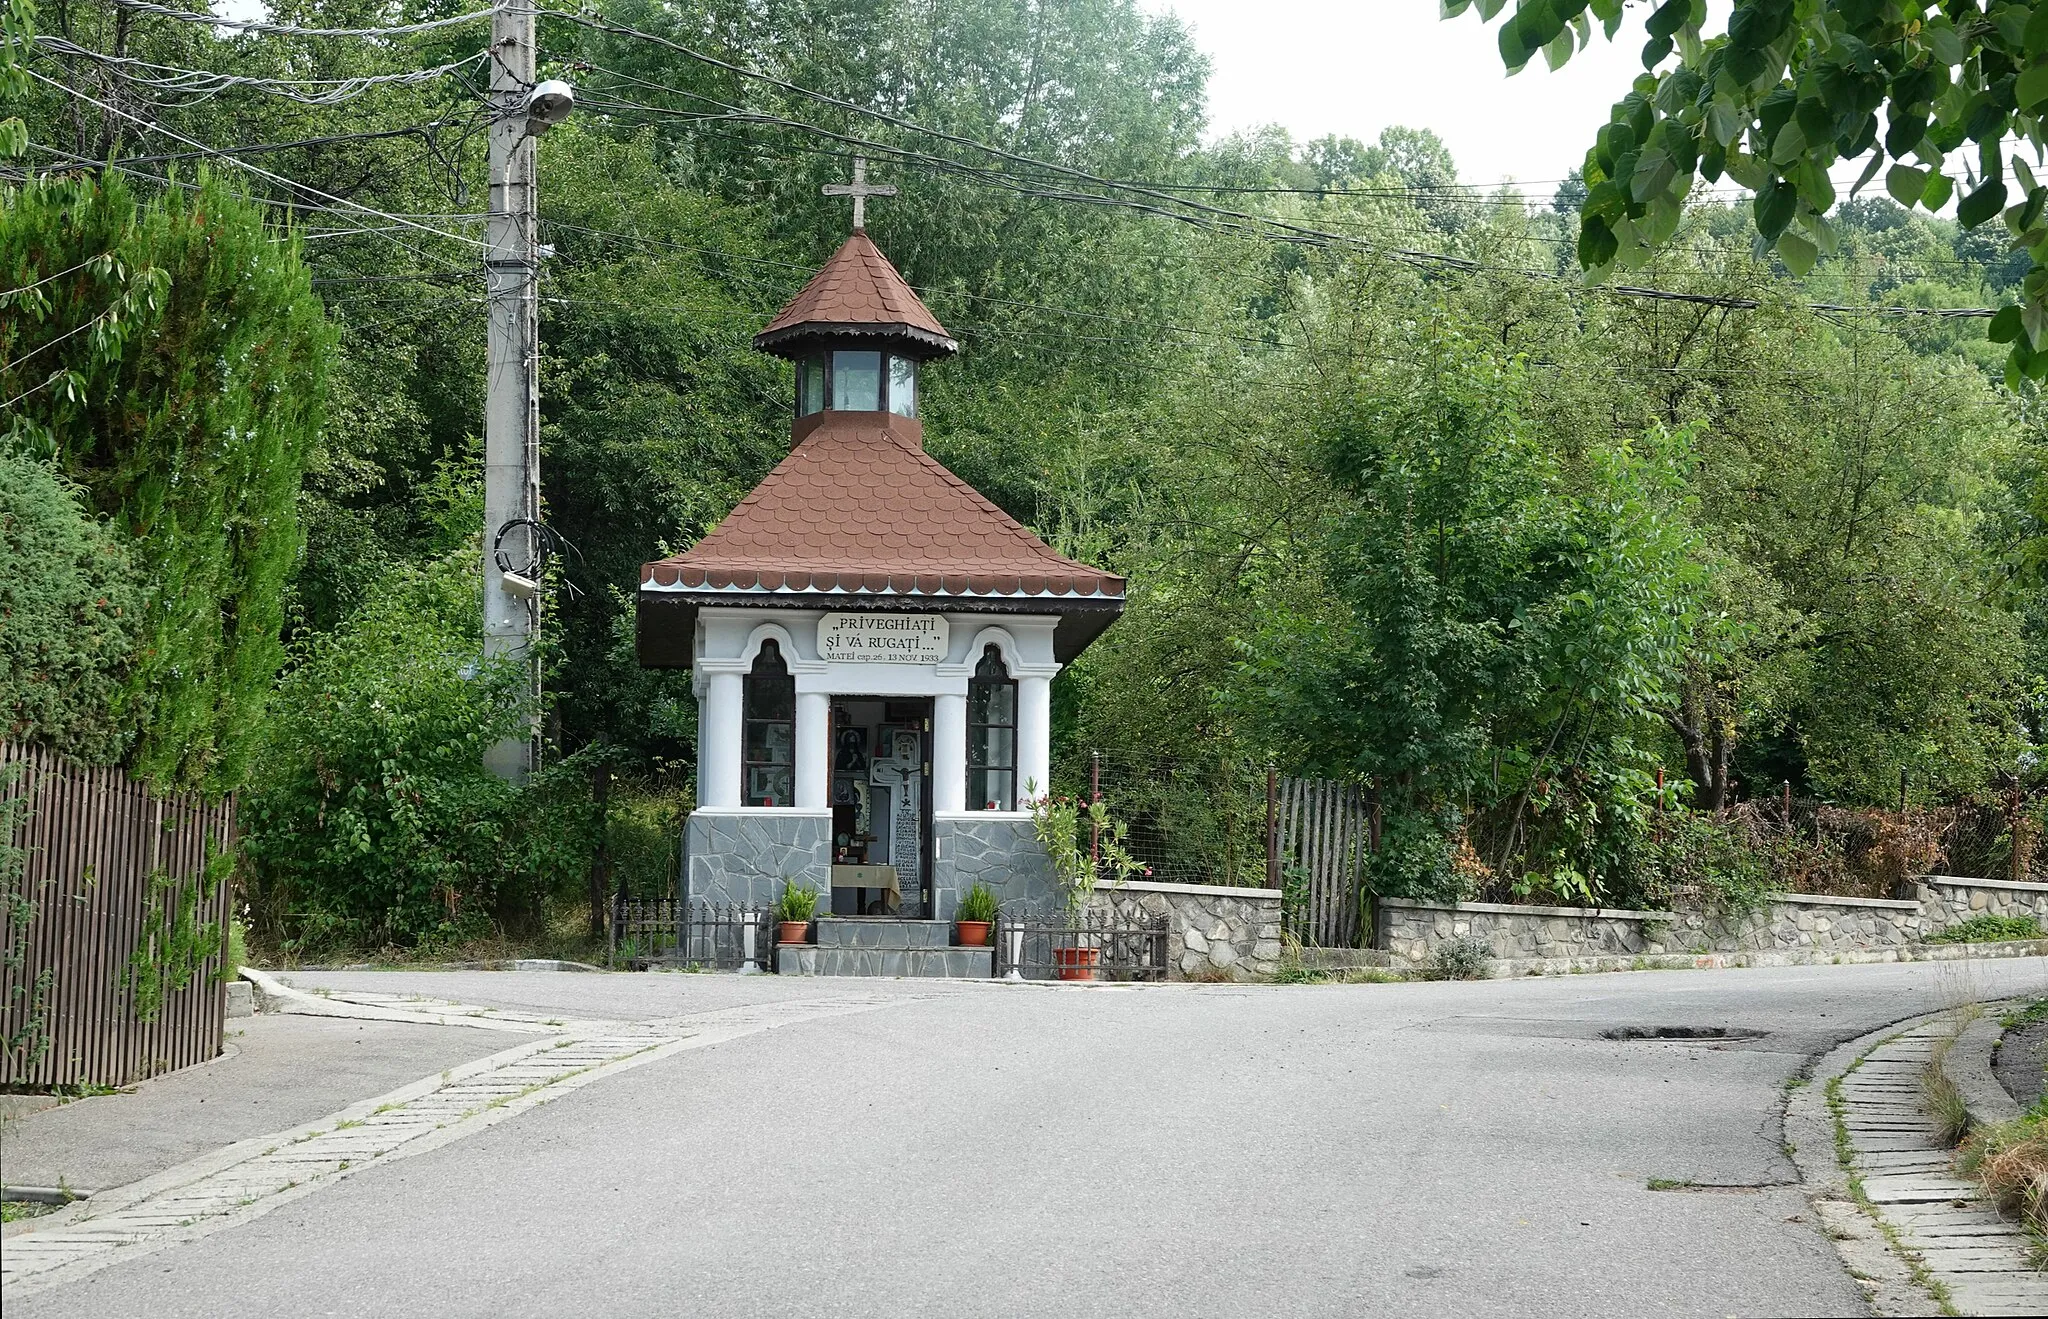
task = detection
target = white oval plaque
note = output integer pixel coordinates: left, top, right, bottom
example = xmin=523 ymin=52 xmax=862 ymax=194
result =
xmin=818 ymin=612 xmax=948 ymax=663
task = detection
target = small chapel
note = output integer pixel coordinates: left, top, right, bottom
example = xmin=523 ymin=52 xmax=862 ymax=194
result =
xmin=636 ymin=168 xmax=1124 ymax=942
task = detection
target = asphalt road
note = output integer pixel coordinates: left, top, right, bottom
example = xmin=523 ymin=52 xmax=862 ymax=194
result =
xmin=13 ymin=957 xmax=2048 ymax=1319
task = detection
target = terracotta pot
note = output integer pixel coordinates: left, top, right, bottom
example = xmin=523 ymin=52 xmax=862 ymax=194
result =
xmin=1052 ymin=946 xmax=1100 ymax=981
xmin=778 ymin=920 xmax=809 ymax=945
xmin=956 ymin=920 xmax=991 ymax=948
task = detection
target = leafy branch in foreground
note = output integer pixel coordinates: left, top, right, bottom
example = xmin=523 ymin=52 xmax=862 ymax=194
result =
xmin=1447 ymin=0 xmax=2048 ymax=385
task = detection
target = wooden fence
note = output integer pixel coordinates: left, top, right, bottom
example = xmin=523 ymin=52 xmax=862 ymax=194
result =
xmin=1277 ymin=776 xmax=1374 ymax=948
xmin=2 ymin=741 xmax=235 ymax=1088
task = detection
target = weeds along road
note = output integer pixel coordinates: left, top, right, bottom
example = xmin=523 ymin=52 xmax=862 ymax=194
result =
xmin=13 ymin=958 xmax=2046 ymax=1319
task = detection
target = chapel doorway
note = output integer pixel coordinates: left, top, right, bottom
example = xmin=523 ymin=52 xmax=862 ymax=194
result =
xmin=827 ymin=697 xmax=932 ymax=918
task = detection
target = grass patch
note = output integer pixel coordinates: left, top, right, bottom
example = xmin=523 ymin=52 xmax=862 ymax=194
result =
xmin=2002 ymin=998 xmax=2048 ymax=1030
xmin=1957 ymin=1103 xmax=2048 ymax=1237
xmin=1270 ymin=962 xmax=1405 ymax=985
xmin=0 ymin=1081 xmax=125 ymax=1100
xmin=1924 ymin=1005 xmax=1983 ymax=1148
xmin=1927 ymin=914 xmax=2044 ymax=944
xmin=1 ymin=1199 xmax=60 ymax=1222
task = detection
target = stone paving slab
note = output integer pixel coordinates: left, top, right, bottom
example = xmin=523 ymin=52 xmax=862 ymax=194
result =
xmin=1916 ymin=1248 xmax=2038 ymax=1271
xmin=1862 ymin=1174 xmax=1985 ymax=1203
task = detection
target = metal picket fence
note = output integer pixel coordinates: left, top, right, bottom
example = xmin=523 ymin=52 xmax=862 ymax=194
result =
xmin=990 ymin=913 xmax=1169 ymax=982
xmin=619 ymin=901 xmax=776 ymax=972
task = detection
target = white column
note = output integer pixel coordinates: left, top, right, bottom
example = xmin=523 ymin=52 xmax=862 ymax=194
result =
xmin=795 ymin=690 xmax=829 ymax=809
xmin=700 ymin=670 xmax=743 ymax=808
xmin=1018 ymin=675 xmax=1051 ymax=804
xmin=932 ymin=691 xmax=967 ymax=813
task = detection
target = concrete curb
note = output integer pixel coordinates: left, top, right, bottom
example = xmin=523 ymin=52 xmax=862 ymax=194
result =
xmin=437 ymin=959 xmax=607 ymax=973
xmin=1941 ymin=1003 xmax=2024 ymax=1131
xmin=237 ymin=967 xmax=583 ymax=1033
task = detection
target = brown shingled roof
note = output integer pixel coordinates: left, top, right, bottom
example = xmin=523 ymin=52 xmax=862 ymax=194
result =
xmin=639 ymin=414 xmax=1122 ymax=600
xmin=752 ymin=231 xmax=957 ymax=356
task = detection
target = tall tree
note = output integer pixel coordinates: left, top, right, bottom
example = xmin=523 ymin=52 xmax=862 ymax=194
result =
xmin=1 ymin=171 xmax=331 ymax=788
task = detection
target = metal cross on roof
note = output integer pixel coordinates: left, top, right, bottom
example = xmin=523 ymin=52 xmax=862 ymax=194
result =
xmin=823 ymin=155 xmax=897 ymax=231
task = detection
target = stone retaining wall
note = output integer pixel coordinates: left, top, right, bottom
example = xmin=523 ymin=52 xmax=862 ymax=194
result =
xmin=1376 ymin=899 xmax=1663 ymax=964
xmin=1672 ymin=893 xmax=1928 ymax=955
xmin=1378 ymin=889 xmax=1940 ymax=968
xmin=1921 ymin=876 xmax=2048 ymax=929
xmin=1088 ymin=879 xmax=1284 ymax=982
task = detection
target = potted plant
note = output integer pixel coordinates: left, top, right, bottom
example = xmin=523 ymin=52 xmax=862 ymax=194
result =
xmin=1028 ymin=786 xmax=1147 ymax=981
xmin=955 ymin=882 xmax=999 ymax=947
xmin=773 ymin=882 xmax=818 ymax=945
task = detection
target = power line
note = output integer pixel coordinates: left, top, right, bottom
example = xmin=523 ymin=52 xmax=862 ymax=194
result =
xmin=23 ymin=67 xmax=488 ymax=256
xmin=35 ymin=36 xmax=487 ymax=106
xmin=71 ymin=121 xmax=475 ymax=168
xmin=577 ymin=85 xmax=2003 ymax=320
xmin=540 ymin=217 xmax=1297 ymax=348
xmin=108 ymin=0 xmax=495 ymax=40
xmin=2 ymin=252 xmax=117 ymax=299
xmin=37 ymin=9 xmax=2012 ymax=348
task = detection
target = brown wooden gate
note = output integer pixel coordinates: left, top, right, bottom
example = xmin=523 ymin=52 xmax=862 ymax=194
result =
xmin=1277 ymin=776 xmax=1372 ymax=948
xmin=2 ymin=741 xmax=235 ymax=1088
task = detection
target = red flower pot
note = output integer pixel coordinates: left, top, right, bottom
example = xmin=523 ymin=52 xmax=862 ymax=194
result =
xmin=956 ymin=921 xmax=991 ymax=948
xmin=778 ymin=920 xmax=809 ymax=945
xmin=1053 ymin=946 xmax=1100 ymax=981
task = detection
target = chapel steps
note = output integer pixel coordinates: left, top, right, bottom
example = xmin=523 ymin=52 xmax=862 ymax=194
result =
xmin=777 ymin=917 xmax=993 ymax=977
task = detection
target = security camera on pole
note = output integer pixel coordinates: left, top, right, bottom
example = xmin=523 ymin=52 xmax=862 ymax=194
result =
xmin=483 ymin=2 xmax=572 ymax=780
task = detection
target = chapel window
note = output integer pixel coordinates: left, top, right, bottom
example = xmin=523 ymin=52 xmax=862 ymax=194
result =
xmin=887 ymin=355 xmax=918 ymax=418
xmin=967 ymin=644 xmax=1017 ymax=811
xmin=797 ymin=356 xmax=826 ymax=416
xmin=743 ymin=640 xmax=796 ymax=807
xmin=831 ymin=350 xmax=882 ymax=411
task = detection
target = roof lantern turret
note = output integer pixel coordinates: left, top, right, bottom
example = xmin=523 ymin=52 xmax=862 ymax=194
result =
xmin=753 ymin=158 xmax=957 ymax=424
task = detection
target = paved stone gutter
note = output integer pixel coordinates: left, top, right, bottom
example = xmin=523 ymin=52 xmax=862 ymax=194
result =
xmin=1798 ymin=1008 xmax=2048 ymax=1316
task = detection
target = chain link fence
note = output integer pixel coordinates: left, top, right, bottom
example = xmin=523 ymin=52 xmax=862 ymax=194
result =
xmin=1050 ymin=750 xmax=1273 ymax=888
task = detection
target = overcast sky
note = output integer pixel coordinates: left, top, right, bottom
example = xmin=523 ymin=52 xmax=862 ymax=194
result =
xmin=1140 ymin=1 xmax=1662 ymax=192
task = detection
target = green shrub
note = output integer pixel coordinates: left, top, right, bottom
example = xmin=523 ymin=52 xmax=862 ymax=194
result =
xmin=238 ymin=555 xmax=538 ymax=955
xmin=599 ymin=777 xmax=690 ymax=901
xmin=773 ymin=883 xmax=818 ymax=924
xmin=1635 ymin=810 xmax=1776 ymax=914
xmin=956 ymin=882 xmax=999 ymax=924
xmin=0 ymin=455 xmax=139 ymax=762
xmin=1427 ymin=935 xmax=1492 ymax=981
xmin=1927 ymin=913 xmax=2045 ymax=944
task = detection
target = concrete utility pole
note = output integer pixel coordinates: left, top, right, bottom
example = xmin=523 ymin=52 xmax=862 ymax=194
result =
xmin=483 ymin=2 xmax=571 ymax=780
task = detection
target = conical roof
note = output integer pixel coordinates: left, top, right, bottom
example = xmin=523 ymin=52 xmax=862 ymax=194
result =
xmin=752 ymin=231 xmax=958 ymax=358
xmin=641 ymin=414 xmax=1121 ymax=600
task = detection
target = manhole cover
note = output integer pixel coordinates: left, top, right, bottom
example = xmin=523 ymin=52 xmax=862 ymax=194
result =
xmin=1601 ymin=1025 xmax=1764 ymax=1041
